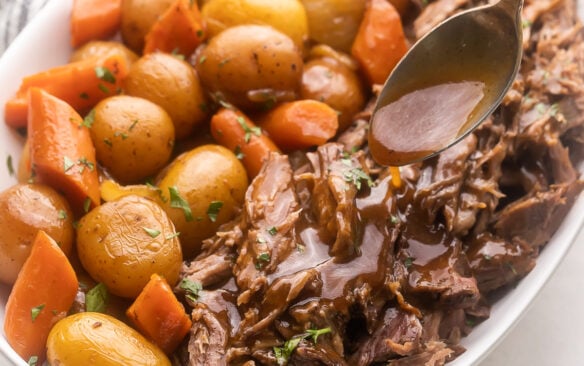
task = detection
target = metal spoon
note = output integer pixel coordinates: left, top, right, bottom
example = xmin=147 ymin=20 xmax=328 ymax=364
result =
xmin=368 ymin=0 xmax=523 ymax=166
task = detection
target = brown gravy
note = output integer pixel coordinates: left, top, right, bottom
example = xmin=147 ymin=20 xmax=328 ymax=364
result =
xmin=369 ymin=81 xmax=485 ymax=166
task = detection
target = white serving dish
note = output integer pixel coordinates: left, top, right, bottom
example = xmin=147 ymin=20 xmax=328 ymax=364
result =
xmin=0 ymin=1 xmax=582 ymax=365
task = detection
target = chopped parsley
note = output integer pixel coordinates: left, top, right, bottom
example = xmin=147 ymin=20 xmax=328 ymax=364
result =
xmin=199 ymin=55 xmax=207 ymax=64
xmin=6 ymin=155 xmax=14 ymax=176
xmin=95 ymin=66 xmax=116 ymax=84
xmin=98 ymin=83 xmax=111 ymax=94
xmin=27 ymin=356 xmax=38 ymax=366
xmin=83 ymin=109 xmax=95 ymax=128
xmin=129 ymin=119 xmax=139 ymax=131
xmin=273 ymin=327 xmax=331 ymax=365
xmin=234 ymin=145 xmax=245 ymax=160
xmin=143 ymin=227 xmax=161 ymax=238
xmin=207 ymin=201 xmax=223 ymax=222
xmin=342 ymin=165 xmax=374 ymax=190
xmin=114 ymin=131 xmax=128 ymax=140
xmin=180 ymin=278 xmax=202 ymax=302
xmin=86 ymin=283 xmax=108 ymax=313
xmin=79 ymin=92 xmax=89 ymax=100
xmin=63 ymin=156 xmax=75 ymax=172
xmin=169 ymin=186 xmax=193 ymax=221
xmin=78 ymin=157 xmax=95 ymax=172
xmin=268 ymin=226 xmax=278 ymax=236
xmin=165 ymin=232 xmax=181 ymax=240
xmin=103 ymin=138 xmax=113 ymax=147
xmin=236 ymin=116 xmax=261 ymax=143
xmin=57 ymin=210 xmax=67 ymax=220
xmin=31 ymin=304 xmax=45 ymax=322
xmin=404 ymin=257 xmax=414 ymax=268
xmin=83 ymin=197 xmax=91 ymax=213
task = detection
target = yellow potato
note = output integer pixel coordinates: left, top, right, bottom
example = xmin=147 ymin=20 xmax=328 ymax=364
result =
xmin=47 ymin=312 xmax=171 ymax=366
xmin=301 ymin=56 xmax=367 ymax=131
xmin=301 ymin=0 xmax=366 ymax=52
xmin=70 ymin=40 xmax=139 ymax=65
xmin=90 ymin=95 xmax=175 ymax=184
xmin=124 ymin=53 xmax=208 ymax=140
xmin=157 ymin=145 xmax=248 ymax=258
xmin=196 ymin=25 xmax=303 ymax=111
xmin=202 ymin=0 xmax=309 ymax=49
xmin=0 ymin=184 xmax=74 ymax=284
xmin=120 ymin=0 xmax=175 ymax=53
xmin=76 ymin=195 xmax=182 ymax=298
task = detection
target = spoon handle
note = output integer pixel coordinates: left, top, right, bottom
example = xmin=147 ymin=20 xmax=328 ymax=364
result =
xmin=497 ymin=0 xmax=523 ymax=19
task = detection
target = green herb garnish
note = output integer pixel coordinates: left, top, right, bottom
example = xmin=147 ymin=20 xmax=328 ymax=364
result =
xmin=180 ymin=278 xmax=202 ymax=302
xmin=86 ymin=283 xmax=108 ymax=313
xmin=207 ymin=201 xmax=223 ymax=222
xmin=236 ymin=116 xmax=261 ymax=143
xmin=6 ymin=155 xmax=14 ymax=176
xmin=95 ymin=66 xmax=116 ymax=83
xmin=169 ymin=186 xmax=193 ymax=221
xmin=143 ymin=227 xmax=161 ymax=238
xmin=31 ymin=304 xmax=45 ymax=322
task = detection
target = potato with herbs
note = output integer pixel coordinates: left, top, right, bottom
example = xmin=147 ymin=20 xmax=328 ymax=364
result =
xmin=47 ymin=312 xmax=171 ymax=366
xmin=157 ymin=145 xmax=248 ymax=258
xmin=195 ymin=24 xmax=303 ymax=111
xmin=0 ymin=184 xmax=74 ymax=285
xmin=201 ymin=0 xmax=309 ymax=50
xmin=76 ymin=195 xmax=182 ymax=298
xmin=301 ymin=54 xmax=366 ymax=131
xmin=121 ymin=0 xmax=175 ymax=53
xmin=90 ymin=95 xmax=174 ymax=184
xmin=124 ymin=53 xmax=208 ymax=140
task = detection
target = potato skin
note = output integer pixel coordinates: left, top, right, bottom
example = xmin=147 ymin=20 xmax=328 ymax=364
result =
xmin=90 ymin=95 xmax=175 ymax=184
xmin=195 ymin=25 xmax=303 ymax=111
xmin=76 ymin=195 xmax=182 ymax=298
xmin=124 ymin=53 xmax=208 ymax=140
xmin=201 ymin=0 xmax=309 ymax=49
xmin=157 ymin=145 xmax=248 ymax=258
xmin=70 ymin=40 xmax=139 ymax=65
xmin=121 ymin=0 xmax=175 ymax=53
xmin=301 ymin=57 xmax=366 ymax=131
xmin=47 ymin=312 xmax=171 ymax=366
xmin=0 ymin=184 xmax=74 ymax=285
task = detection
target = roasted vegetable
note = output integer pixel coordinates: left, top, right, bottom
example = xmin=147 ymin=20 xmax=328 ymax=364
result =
xmin=76 ymin=195 xmax=182 ymax=298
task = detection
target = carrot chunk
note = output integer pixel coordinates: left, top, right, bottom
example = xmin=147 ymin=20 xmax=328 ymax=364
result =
xmin=71 ymin=0 xmax=122 ymax=47
xmin=126 ymin=274 xmax=192 ymax=355
xmin=351 ymin=0 xmax=408 ymax=85
xmin=4 ymin=52 xmax=129 ymax=128
xmin=4 ymin=230 xmax=78 ymax=364
xmin=27 ymin=88 xmax=100 ymax=215
xmin=257 ymin=100 xmax=339 ymax=151
xmin=210 ymin=107 xmax=280 ymax=178
xmin=143 ymin=0 xmax=206 ymax=57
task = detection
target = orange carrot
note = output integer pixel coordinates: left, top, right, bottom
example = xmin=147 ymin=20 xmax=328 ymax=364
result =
xmin=71 ymin=0 xmax=122 ymax=47
xmin=4 ymin=230 xmax=78 ymax=364
xmin=210 ymin=107 xmax=280 ymax=178
xmin=143 ymin=0 xmax=206 ymax=57
xmin=351 ymin=0 xmax=408 ymax=85
xmin=126 ymin=274 xmax=192 ymax=355
xmin=257 ymin=100 xmax=339 ymax=151
xmin=27 ymin=88 xmax=100 ymax=215
xmin=4 ymin=52 xmax=129 ymax=128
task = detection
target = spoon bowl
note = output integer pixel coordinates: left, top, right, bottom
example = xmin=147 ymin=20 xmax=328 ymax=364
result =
xmin=369 ymin=0 xmax=523 ymax=166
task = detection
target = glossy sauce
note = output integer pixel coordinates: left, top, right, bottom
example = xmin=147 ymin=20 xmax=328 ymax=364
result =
xmin=369 ymin=81 xmax=485 ymax=166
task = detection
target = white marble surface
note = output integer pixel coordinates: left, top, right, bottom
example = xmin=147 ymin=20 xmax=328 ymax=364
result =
xmin=480 ymin=226 xmax=584 ymax=365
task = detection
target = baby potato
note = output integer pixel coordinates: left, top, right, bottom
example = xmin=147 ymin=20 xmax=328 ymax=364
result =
xmin=124 ymin=53 xmax=208 ymax=140
xmin=90 ymin=95 xmax=175 ymax=184
xmin=70 ymin=40 xmax=139 ymax=65
xmin=121 ymin=0 xmax=175 ymax=53
xmin=157 ymin=145 xmax=248 ymax=258
xmin=301 ymin=0 xmax=366 ymax=52
xmin=301 ymin=56 xmax=367 ymax=131
xmin=196 ymin=25 xmax=303 ymax=111
xmin=47 ymin=312 xmax=171 ymax=366
xmin=201 ymin=0 xmax=309 ymax=50
xmin=0 ymin=184 xmax=74 ymax=285
xmin=77 ymin=195 xmax=182 ymax=298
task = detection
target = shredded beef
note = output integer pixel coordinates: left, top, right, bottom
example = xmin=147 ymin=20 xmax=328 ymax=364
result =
xmin=179 ymin=1 xmax=584 ymax=364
